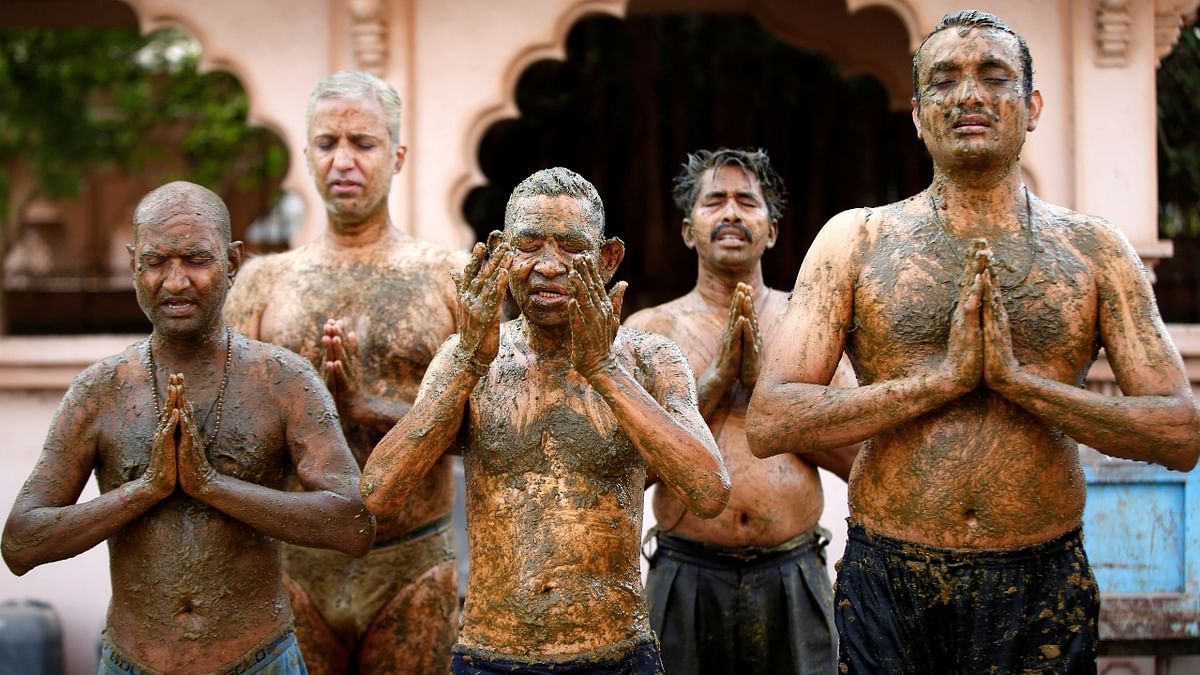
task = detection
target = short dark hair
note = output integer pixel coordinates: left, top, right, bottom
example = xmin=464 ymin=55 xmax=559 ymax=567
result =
xmin=671 ymin=148 xmax=787 ymax=222
xmin=133 ymin=181 xmax=231 ymax=246
xmin=912 ymin=10 xmax=1034 ymax=104
xmin=504 ymin=167 xmax=605 ymax=236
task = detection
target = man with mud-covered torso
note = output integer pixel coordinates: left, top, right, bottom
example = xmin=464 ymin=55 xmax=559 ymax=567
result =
xmin=362 ymin=167 xmax=732 ymax=674
xmin=2 ymin=181 xmax=373 ymax=675
xmin=748 ymin=10 xmax=1200 ymax=675
xmin=224 ymin=71 xmax=466 ymax=674
xmin=626 ymin=148 xmax=856 ymax=675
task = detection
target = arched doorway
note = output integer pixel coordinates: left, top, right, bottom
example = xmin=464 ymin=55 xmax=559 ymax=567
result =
xmin=462 ymin=6 xmax=930 ymax=313
xmin=0 ymin=0 xmax=291 ymax=334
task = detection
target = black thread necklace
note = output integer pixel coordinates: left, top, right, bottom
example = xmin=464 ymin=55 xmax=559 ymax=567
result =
xmin=928 ymin=185 xmax=1036 ymax=290
xmin=147 ymin=326 xmax=232 ymax=452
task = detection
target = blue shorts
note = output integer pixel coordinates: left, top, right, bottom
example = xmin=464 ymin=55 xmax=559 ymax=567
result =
xmin=98 ymin=623 xmax=307 ymax=675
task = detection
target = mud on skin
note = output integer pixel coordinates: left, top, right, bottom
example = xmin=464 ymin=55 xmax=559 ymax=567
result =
xmin=457 ymin=322 xmax=659 ymax=656
xmin=226 ymin=233 xmax=467 ymax=538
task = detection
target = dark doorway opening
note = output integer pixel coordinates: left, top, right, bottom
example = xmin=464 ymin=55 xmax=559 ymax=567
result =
xmin=462 ymin=13 xmax=932 ymax=314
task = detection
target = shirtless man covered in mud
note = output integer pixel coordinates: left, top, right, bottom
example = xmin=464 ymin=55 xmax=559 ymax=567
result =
xmin=363 ymin=167 xmax=731 ymax=674
xmin=747 ymin=11 xmax=1200 ymax=674
xmin=626 ymin=148 xmax=856 ymax=675
xmin=224 ymin=71 xmax=466 ymax=674
xmin=2 ymin=181 xmax=373 ymax=675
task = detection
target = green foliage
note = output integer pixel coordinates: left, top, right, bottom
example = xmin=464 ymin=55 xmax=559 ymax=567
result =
xmin=1158 ymin=22 xmax=1200 ymax=237
xmin=0 ymin=27 xmax=285 ymax=225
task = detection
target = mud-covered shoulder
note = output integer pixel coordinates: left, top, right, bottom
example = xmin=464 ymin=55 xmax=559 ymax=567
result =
xmin=236 ymin=332 xmax=329 ymax=401
xmin=623 ymin=297 xmax=688 ymax=336
xmin=68 ymin=341 xmax=147 ymax=400
xmin=618 ymin=326 xmax=695 ymax=380
xmin=1043 ymin=202 xmax=1145 ymax=271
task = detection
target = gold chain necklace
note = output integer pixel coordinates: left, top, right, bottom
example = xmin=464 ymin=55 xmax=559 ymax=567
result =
xmin=147 ymin=326 xmax=232 ymax=452
xmin=928 ymin=185 xmax=1036 ymax=290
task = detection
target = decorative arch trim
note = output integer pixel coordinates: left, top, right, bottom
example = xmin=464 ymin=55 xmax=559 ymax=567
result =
xmin=845 ymin=0 xmax=925 ymax=52
xmin=116 ymin=1 xmax=290 ymax=153
xmin=448 ymin=0 xmax=627 ymax=231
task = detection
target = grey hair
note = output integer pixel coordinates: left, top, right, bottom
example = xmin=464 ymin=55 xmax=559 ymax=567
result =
xmin=913 ymin=10 xmax=1034 ymax=104
xmin=133 ymin=181 xmax=231 ymax=245
xmin=504 ymin=167 xmax=605 ymax=235
xmin=306 ymin=70 xmax=403 ymax=149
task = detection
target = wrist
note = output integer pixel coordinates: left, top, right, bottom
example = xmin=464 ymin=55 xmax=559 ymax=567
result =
xmin=579 ymin=357 xmax=620 ymax=382
xmin=452 ymin=346 xmax=490 ymax=378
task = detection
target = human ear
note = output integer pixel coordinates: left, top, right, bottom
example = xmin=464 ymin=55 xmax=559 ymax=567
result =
xmin=598 ymin=237 xmax=626 ymax=283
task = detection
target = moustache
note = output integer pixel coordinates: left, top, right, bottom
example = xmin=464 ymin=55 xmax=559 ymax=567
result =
xmin=947 ymin=107 xmax=1000 ymax=124
xmin=711 ymin=223 xmax=753 ymax=244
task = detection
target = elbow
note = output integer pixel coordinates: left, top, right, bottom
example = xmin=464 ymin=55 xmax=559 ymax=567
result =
xmin=1 ymin=532 xmax=34 ymax=577
xmin=689 ymin=471 xmax=732 ymax=520
xmin=343 ymin=511 xmax=376 ymax=558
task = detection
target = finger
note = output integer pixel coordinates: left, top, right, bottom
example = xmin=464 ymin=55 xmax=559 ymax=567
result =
xmin=609 ymin=281 xmax=627 ymax=320
xmin=450 ymin=270 xmax=464 ymax=293
xmin=965 ymin=272 xmax=985 ymax=315
xmin=462 ymin=242 xmax=486 ymax=288
xmin=583 ymin=255 xmax=609 ymax=309
xmin=346 ymin=331 xmax=359 ymax=355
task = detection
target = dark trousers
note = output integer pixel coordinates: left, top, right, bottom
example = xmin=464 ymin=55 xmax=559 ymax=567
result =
xmin=835 ymin=524 xmax=1100 ymax=675
xmin=646 ymin=528 xmax=836 ymax=675
xmin=450 ymin=640 xmax=664 ymax=675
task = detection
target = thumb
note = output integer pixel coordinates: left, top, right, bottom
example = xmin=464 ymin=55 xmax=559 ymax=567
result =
xmin=609 ymin=281 xmax=628 ymax=320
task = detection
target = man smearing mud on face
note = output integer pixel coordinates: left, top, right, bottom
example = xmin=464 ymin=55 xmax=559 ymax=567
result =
xmin=223 ymin=71 xmax=467 ymax=675
xmin=2 ymin=181 xmax=373 ymax=675
xmin=747 ymin=10 xmax=1200 ymax=674
xmin=626 ymin=148 xmax=857 ymax=675
xmin=362 ymin=167 xmax=731 ymax=674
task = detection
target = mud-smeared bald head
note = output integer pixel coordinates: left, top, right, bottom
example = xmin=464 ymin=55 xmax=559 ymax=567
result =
xmin=133 ymin=181 xmax=231 ymax=249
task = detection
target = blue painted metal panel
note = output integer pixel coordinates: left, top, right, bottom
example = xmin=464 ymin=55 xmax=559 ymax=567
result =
xmin=1083 ymin=454 xmax=1200 ymax=640
xmin=1085 ymin=482 xmax=1185 ymax=593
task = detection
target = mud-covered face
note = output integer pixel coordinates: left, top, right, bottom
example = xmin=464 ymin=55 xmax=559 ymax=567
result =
xmin=912 ymin=27 xmax=1041 ymax=172
xmin=683 ymin=164 xmax=777 ymax=272
xmin=306 ymin=96 xmax=404 ymax=228
xmin=129 ymin=214 xmax=239 ymax=338
xmin=505 ymin=195 xmax=609 ymax=327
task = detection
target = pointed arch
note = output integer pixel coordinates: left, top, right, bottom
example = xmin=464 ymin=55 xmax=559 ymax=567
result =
xmin=447 ymin=0 xmax=627 ymax=232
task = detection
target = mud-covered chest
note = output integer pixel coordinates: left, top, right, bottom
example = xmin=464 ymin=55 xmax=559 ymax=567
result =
xmin=465 ymin=364 xmax=641 ymax=479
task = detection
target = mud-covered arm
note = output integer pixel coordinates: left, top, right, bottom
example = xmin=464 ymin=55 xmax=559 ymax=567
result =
xmin=747 ymin=210 xmax=984 ymax=457
xmin=799 ymin=354 xmax=863 ymax=481
xmin=361 ymin=337 xmax=481 ymax=513
xmin=178 ymin=360 xmax=375 ymax=557
xmin=222 ymin=256 xmax=271 ymax=340
xmin=982 ymin=223 xmax=1199 ymax=471
xmin=591 ymin=335 xmax=730 ymax=517
xmin=571 ymin=257 xmax=729 ymax=516
xmin=362 ymin=241 xmax=508 ymax=513
xmin=2 ymin=374 xmax=175 ymax=575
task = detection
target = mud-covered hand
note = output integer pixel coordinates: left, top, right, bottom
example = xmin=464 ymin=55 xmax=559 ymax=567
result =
xmin=707 ymin=284 xmax=748 ymax=391
xmin=142 ymin=378 xmax=180 ymax=502
xmin=452 ymin=236 xmax=512 ymax=376
xmin=173 ymin=374 xmax=219 ymax=498
xmin=568 ymin=255 xmax=628 ymax=379
xmin=319 ymin=319 xmax=362 ymax=411
xmin=981 ymin=269 xmax=1021 ymax=392
xmin=735 ymin=282 xmax=763 ymax=389
xmin=941 ymin=239 xmax=989 ymax=395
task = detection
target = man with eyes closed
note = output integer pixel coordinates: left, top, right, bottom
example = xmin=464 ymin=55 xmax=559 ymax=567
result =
xmin=625 ymin=148 xmax=858 ymax=675
xmin=2 ymin=181 xmax=373 ymax=675
xmin=363 ymin=167 xmax=731 ymax=674
xmin=747 ymin=10 xmax=1200 ymax=675
xmin=224 ymin=71 xmax=468 ymax=674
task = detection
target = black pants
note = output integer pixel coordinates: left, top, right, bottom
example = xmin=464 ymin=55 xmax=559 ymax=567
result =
xmin=646 ymin=528 xmax=836 ymax=675
xmin=835 ymin=524 xmax=1100 ymax=675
